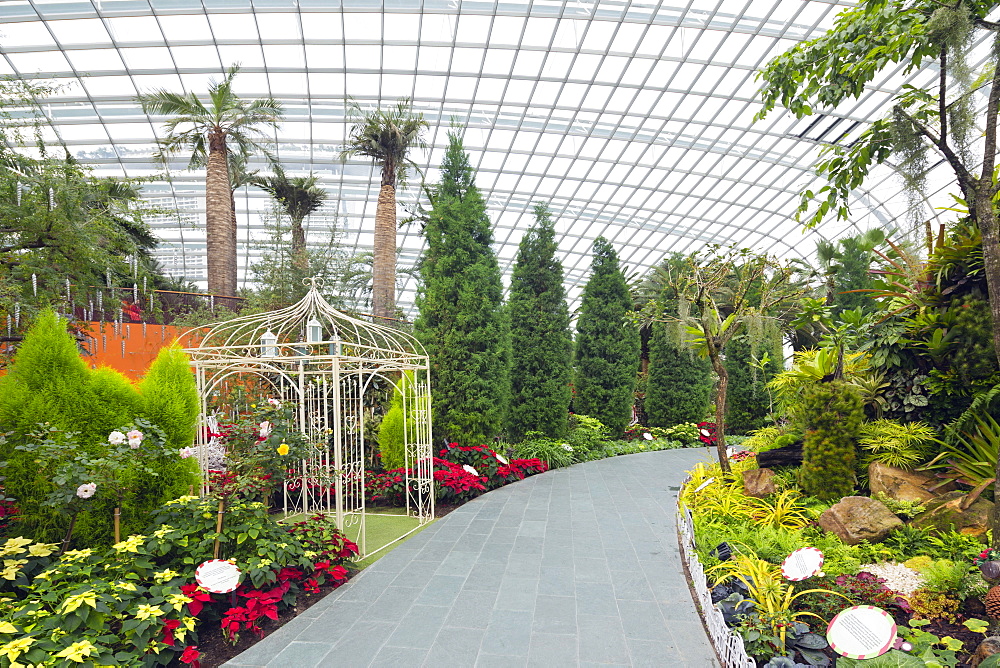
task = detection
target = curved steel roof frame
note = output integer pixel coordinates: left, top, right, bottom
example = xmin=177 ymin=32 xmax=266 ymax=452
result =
xmin=0 ymin=0 xmax=989 ymax=315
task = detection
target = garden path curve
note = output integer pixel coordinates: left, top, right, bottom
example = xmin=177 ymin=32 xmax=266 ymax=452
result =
xmin=224 ymin=448 xmax=720 ymax=667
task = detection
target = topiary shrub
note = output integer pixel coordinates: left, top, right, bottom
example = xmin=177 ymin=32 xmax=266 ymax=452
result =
xmin=798 ymin=379 xmax=864 ymax=501
xmin=376 ymin=371 xmax=420 ymax=471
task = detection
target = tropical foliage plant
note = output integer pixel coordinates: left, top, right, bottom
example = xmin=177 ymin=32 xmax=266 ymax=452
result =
xmin=138 ymin=65 xmax=282 ymax=296
xmin=341 ymin=98 xmax=427 ymax=320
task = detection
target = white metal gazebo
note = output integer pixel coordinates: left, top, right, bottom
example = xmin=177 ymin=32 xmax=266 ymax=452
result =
xmin=183 ymin=278 xmax=434 ymax=557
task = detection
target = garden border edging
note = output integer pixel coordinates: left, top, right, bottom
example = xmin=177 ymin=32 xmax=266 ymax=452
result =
xmin=677 ymin=474 xmax=756 ymax=668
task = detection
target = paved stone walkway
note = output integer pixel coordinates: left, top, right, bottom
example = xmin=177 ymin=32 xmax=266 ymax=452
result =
xmin=225 ymin=448 xmax=720 ymax=667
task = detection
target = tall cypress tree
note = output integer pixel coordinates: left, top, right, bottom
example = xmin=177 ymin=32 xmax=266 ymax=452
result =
xmin=645 ymin=322 xmax=713 ymax=427
xmin=724 ymin=334 xmax=782 ymax=434
xmin=415 ymin=131 xmax=510 ymax=445
xmin=574 ymin=237 xmax=640 ymax=436
xmin=508 ymin=202 xmax=572 ymax=441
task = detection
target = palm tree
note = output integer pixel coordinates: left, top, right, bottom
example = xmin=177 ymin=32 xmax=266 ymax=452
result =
xmin=253 ymin=165 xmax=327 ymax=269
xmin=340 ymin=98 xmax=427 ymax=320
xmin=137 ymin=65 xmax=282 ymax=297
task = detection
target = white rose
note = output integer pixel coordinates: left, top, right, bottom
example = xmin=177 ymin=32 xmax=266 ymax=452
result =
xmin=76 ymin=483 xmax=97 ymax=499
xmin=108 ymin=431 xmax=126 ymax=445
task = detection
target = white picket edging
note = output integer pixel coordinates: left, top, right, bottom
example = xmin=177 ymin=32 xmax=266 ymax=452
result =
xmin=677 ymin=478 xmax=756 ymax=668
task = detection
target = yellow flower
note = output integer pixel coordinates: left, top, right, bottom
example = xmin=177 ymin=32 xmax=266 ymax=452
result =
xmin=182 ymin=617 xmax=196 ymax=633
xmin=134 ymin=604 xmax=164 ymax=621
xmin=1 ymin=560 xmax=27 ymax=581
xmin=112 ymin=535 xmax=145 ymax=554
xmin=61 ymin=549 xmax=93 ymax=562
xmin=0 ymin=636 xmax=33 ymax=662
xmin=0 ymin=621 xmax=17 ymax=634
xmin=55 ymin=640 xmax=97 ymax=663
xmin=113 ymin=581 xmax=137 ymax=592
xmin=153 ymin=569 xmax=180 ymax=584
xmin=0 ymin=538 xmax=30 ymax=558
xmin=26 ymin=543 xmax=56 ymax=558
xmin=277 ymin=443 xmax=290 ymax=456
xmin=152 ymin=525 xmax=174 ymax=540
xmin=60 ymin=592 xmax=97 ymax=614
xmin=166 ymin=594 xmax=192 ymax=612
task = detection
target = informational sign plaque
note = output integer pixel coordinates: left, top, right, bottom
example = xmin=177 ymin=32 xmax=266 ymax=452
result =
xmin=827 ymin=606 xmax=897 ymax=660
xmin=195 ymin=559 xmax=242 ymax=594
xmin=781 ymin=547 xmax=824 ymax=581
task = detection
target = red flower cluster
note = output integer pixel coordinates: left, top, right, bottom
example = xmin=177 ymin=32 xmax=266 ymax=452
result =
xmin=367 ymin=444 xmax=549 ymax=505
xmin=221 ymin=586 xmax=284 ymax=640
xmin=179 ymin=646 xmax=201 ymax=667
xmin=180 ymin=583 xmax=213 ymax=617
xmin=434 ymin=458 xmax=488 ymax=502
xmin=697 ymin=422 xmax=718 ymax=446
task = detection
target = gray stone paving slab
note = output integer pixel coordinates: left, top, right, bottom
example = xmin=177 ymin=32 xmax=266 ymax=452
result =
xmin=224 ymin=448 xmax=721 ymax=667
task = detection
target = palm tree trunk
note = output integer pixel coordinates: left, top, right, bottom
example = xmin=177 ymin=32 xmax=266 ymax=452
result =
xmin=206 ymin=130 xmax=236 ymax=296
xmin=372 ymin=182 xmax=397 ymax=320
xmin=291 ymin=215 xmax=308 ymax=271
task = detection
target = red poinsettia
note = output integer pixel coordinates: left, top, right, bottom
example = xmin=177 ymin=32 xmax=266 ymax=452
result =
xmin=180 ymin=583 xmax=213 ymax=617
xmin=180 ymin=646 xmax=201 ymax=668
xmin=161 ymin=618 xmax=181 ymax=647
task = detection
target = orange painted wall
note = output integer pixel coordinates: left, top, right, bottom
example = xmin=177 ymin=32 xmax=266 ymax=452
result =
xmin=79 ymin=322 xmax=201 ymax=380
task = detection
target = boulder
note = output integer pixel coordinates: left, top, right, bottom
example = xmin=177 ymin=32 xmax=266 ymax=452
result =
xmin=756 ymin=442 xmax=803 ymax=469
xmin=818 ymin=496 xmax=903 ymax=545
xmin=742 ymin=468 xmax=777 ymax=498
xmin=911 ymin=490 xmax=994 ymax=539
xmin=868 ymin=461 xmax=954 ymax=503
xmin=970 ymin=636 xmax=1000 ymax=667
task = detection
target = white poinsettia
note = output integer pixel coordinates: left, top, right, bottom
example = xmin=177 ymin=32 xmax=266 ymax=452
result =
xmin=495 ymin=453 xmax=509 ymax=466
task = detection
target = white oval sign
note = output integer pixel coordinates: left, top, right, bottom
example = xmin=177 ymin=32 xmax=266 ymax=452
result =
xmin=195 ymin=559 xmax=242 ymax=594
xmin=782 ymin=547 xmax=824 ymax=581
xmin=827 ymin=605 xmax=897 ymax=660
xmin=496 ymin=453 xmax=509 ymax=466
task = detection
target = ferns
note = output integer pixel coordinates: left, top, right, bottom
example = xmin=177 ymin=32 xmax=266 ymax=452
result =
xmin=858 ymin=419 xmax=939 ymax=470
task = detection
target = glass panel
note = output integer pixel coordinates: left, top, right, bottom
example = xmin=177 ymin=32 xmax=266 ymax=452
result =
xmin=106 ymin=16 xmax=164 ymax=44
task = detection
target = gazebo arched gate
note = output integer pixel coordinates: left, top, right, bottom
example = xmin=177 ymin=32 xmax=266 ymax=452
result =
xmin=183 ymin=280 xmax=433 ymax=558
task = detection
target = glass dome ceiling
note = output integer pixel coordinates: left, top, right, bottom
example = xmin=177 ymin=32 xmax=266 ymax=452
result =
xmin=0 ymin=0 xmax=984 ymax=317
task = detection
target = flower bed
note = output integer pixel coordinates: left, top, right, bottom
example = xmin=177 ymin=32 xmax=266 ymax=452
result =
xmin=681 ymin=458 xmax=996 ymax=668
xmin=0 ymin=509 xmax=357 ymax=667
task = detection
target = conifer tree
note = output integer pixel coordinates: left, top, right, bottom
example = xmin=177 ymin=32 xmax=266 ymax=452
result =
xmin=724 ymin=334 xmax=783 ymax=434
xmin=507 ymin=203 xmax=573 ymax=441
xmin=415 ymin=131 xmax=510 ymax=445
xmin=645 ymin=322 xmax=713 ymax=427
xmin=574 ymin=237 xmax=640 ymax=436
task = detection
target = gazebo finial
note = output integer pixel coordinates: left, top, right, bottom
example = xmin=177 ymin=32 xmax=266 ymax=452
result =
xmin=302 ymin=276 xmax=325 ymax=290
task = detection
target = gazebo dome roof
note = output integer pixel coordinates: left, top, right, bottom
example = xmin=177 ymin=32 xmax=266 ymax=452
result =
xmin=185 ymin=279 xmax=427 ymax=363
